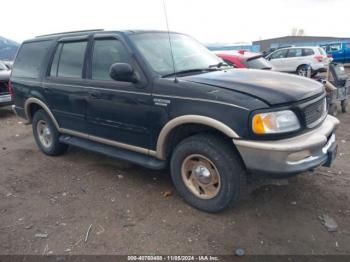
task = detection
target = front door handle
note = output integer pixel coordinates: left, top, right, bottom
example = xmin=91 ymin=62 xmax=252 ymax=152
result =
xmin=89 ymin=90 xmax=101 ymax=99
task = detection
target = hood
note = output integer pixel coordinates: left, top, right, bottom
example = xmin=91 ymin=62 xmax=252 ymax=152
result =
xmin=182 ymin=69 xmax=324 ymax=105
xmin=0 ymin=70 xmax=11 ymax=81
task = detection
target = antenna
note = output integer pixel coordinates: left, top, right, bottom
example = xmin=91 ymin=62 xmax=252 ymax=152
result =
xmin=162 ymin=0 xmax=178 ymax=82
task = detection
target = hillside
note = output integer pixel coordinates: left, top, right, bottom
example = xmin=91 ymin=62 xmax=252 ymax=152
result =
xmin=0 ymin=36 xmax=19 ymax=61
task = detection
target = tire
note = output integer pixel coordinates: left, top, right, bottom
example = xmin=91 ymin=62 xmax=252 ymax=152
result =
xmin=170 ymin=133 xmax=246 ymax=213
xmin=341 ymin=100 xmax=348 ymax=113
xmin=297 ymin=65 xmax=309 ymax=77
xmin=329 ymin=103 xmax=338 ymax=116
xmin=32 ymin=109 xmax=68 ymax=156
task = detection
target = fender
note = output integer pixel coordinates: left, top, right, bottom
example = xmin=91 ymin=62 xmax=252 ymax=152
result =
xmin=24 ymin=97 xmax=60 ymax=130
xmin=154 ymin=115 xmax=239 ymax=160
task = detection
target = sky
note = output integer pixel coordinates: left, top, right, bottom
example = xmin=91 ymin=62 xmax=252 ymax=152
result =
xmin=2 ymin=0 xmax=349 ymax=44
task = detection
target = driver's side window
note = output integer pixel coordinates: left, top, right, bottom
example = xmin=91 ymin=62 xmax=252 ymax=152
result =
xmin=92 ymin=39 xmax=132 ymax=81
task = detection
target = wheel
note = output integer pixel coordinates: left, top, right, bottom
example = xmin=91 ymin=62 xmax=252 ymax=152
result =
xmin=32 ymin=109 xmax=68 ymax=156
xmin=341 ymin=100 xmax=348 ymax=113
xmin=328 ymin=103 xmax=338 ymax=116
xmin=170 ymin=133 xmax=246 ymax=213
xmin=297 ymin=65 xmax=309 ymax=77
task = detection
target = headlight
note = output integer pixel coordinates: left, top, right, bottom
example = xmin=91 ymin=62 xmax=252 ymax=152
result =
xmin=252 ymin=110 xmax=300 ymax=135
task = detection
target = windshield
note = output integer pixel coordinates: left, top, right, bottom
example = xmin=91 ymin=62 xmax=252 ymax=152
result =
xmin=0 ymin=61 xmax=7 ymax=70
xmin=243 ymin=57 xmax=272 ymax=70
xmin=130 ymin=33 xmax=222 ymax=76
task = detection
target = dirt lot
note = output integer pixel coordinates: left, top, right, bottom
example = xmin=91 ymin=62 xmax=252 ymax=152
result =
xmin=1 ymin=77 xmax=350 ymax=255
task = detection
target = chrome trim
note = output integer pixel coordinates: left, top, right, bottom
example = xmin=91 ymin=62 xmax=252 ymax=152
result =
xmin=156 ymin=115 xmax=239 ymax=160
xmin=24 ymin=98 xmax=60 ymax=129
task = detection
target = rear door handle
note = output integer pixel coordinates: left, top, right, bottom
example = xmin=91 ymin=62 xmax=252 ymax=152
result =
xmin=89 ymin=90 xmax=102 ymax=99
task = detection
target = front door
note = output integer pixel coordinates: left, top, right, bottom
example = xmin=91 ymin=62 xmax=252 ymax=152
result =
xmin=85 ymin=36 xmax=152 ymax=150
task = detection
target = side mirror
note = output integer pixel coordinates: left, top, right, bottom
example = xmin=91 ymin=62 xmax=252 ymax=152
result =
xmin=109 ymin=63 xmax=138 ymax=83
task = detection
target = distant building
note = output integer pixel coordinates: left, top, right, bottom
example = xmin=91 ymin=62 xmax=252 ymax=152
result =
xmin=253 ymin=36 xmax=350 ymax=52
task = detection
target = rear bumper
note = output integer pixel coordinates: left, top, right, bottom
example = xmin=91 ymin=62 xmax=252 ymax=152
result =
xmin=234 ymin=115 xmax=339 ymax=177
xmin=0 ymin=94 xmax=12 ymax=107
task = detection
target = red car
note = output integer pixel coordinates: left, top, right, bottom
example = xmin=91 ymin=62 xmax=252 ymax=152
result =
xmin=214 ymin=50 xmax=273 ymax=70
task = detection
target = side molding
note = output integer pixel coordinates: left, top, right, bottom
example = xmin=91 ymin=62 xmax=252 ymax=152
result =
xmin=154 ymin=115 xmax=239 ymax=160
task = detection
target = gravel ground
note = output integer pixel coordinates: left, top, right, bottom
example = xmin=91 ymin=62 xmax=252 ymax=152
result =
xmin=0 ymin=77 xmax=350 ymax=255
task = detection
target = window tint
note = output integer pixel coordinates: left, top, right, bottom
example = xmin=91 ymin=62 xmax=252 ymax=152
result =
xmin=50 ymin=43 xmax=62 ymax=77
xmin=329 ymin=43 xmax=341 ymax=52
xmin=287 ymin=48 xmax=303 ymax=57
xmin=12 ymin=41 xmax=51 ymax=78
xmin=92 ymin=39 xmax=131 ymax=80
xmin=346 ymin=43 xmax=350 ymax=49
xmin=270 ymin=49 xmax=288 ymax=59
xmin=57 ymin=41 xmax=87 ymax=78
xmin=303 ymin=48 xmax=314 ymax=56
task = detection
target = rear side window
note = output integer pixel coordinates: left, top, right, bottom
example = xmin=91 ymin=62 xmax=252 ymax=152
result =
xmin=91 ymin=39 xmax=132 ymax=81
xmin=303 ymin=48 xmax=314 ymax=56
xmin=345 ymin=43 xmax=350 ymax=49
xmin=287 ymin=48 xmax=303 ymax=57
xmin=50 ymin=41 xmax=87 ymax=78
xmin=12 ymin=41 xmax=51 ymax=78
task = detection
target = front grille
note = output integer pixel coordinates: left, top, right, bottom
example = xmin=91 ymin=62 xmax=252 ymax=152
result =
xmin=303 ymin=98 xmax=327 ymax=128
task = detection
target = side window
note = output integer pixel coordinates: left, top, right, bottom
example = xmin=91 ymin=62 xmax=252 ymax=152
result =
xmin=91 ymin=39 xmax=132 ymax=81
xmin=270 ymin=49 xmax=288 ymax=59
xmin=12 ymin=41 xmax=51 ymax=79
xmin=345 ymin=43 xmax=350 ymax=49
xmin=287 ymin=48 xmax=303 ymax=58
xmin=329 ymin=44 xmax=341 ymax=52
xmin=303 ymin=48 xmax=314 ymax=56
xmin=57 ymin=41 xmax=87 ymax=78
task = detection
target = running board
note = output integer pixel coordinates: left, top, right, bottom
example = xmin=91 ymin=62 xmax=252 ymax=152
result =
xmin=59 ymin=135 xmax=167 ymax=170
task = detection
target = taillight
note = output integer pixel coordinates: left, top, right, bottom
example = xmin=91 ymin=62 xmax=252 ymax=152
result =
xmin=314 ymin=55 xmax=323 ymax=62
xmin=8 ymin=80 xmax=14 ymax=99
xmin=327 ymin=54 xmax=333 ymax=58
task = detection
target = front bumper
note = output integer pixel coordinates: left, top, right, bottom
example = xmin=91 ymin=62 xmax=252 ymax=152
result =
xmin=234 ymin=115 xmax=339 ymax=176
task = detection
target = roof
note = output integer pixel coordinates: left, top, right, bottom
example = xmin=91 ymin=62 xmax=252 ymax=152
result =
xmin=253 ymin=35 xmax=350 ymax=44
xmin=26 ymin=29 xmax=180 ymax=43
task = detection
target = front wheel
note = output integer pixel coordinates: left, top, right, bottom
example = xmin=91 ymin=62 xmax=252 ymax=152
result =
xmin=32 ymin=109 xmax=68 ymax=156
xmin=170 ymin=134 xmax=246 ymax=213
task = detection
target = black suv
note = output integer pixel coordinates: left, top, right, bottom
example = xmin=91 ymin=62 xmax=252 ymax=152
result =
xmin=11 ymin=30 xmax=339 ymax=212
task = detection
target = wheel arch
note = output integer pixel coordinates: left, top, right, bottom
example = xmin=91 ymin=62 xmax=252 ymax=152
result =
xmin=154 ymin=115 xmax=239 ymax=160
xmin=24 ymin=97 xmax=60 ymax=130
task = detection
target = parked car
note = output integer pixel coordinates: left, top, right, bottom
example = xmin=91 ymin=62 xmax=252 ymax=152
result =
xmin=320 ymin=43 xmax=350 ymax=64
xmin=0 ymin=60 xmax=12 ymax=107
xmin=11 ymin=30 xmax=339 ymax=213
xmin=266 ymin=46 xmax=331 ymax=77
xmin=214 ymin=50 xmax=273 ymax=70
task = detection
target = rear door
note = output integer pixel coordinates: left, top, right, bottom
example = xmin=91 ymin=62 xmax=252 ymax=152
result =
xmin=285 ymin=48 xmax=303 ymax=71
xmin=44 ymin=37 xmax=90 ymax=133
xmin=85 ymin=35 xmax=152 ymax=149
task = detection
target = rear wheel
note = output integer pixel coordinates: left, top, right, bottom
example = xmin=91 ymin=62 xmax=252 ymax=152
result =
xmin=297 ymin=65 xmax=309 ymax=77
xmin=341 ymin=100 xmax=348 ymax=113
xmin=170 ymin=133 xmax=246 ymax=213
xmin=32 ymin=109 xmax=68 ymax=156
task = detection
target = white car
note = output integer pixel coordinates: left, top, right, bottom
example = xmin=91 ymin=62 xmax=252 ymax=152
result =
xmin=266 ymin=46 xmax=331 ymax=77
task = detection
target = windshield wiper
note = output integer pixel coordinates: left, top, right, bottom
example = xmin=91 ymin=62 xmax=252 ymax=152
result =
xmin=162 ymin=68 xmax=217 ymax=78
xmin=209 ymin=62 xmax=230 ymax=69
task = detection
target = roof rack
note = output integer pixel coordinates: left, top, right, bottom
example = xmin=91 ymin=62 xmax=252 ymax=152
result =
xmin=36 ymin=29 xmax=104 ymax=38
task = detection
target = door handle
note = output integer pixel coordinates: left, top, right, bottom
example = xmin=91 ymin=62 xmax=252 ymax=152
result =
xmin=89 ymin=90 xmax=101 ymax=99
